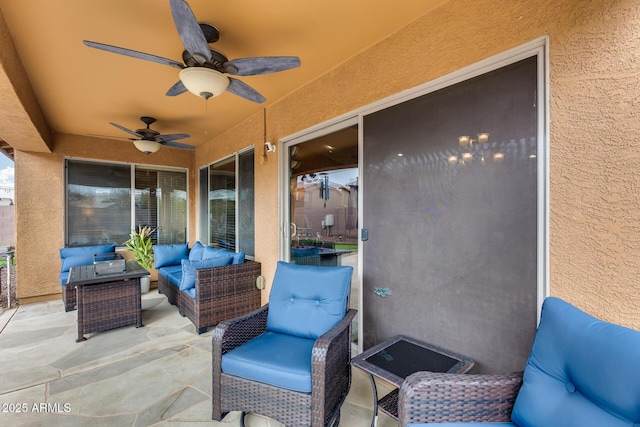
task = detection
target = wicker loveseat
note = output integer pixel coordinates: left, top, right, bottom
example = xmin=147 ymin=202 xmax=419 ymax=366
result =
xmin=398 ymin=297 xmax=640 ymax=427
xmin=154 ymin=242 xmax=261 ymax=334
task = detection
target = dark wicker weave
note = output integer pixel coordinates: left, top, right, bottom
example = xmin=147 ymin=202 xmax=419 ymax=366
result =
xmin=212 ymin=304 xmax=357 ymax=427
xmin=397 ymin=370 xmax=524 ymax=425
xmin=75 ymin=278 xmax=142 ymax=342
xmin=158 ymin=260 xmax=261 ymax=334
xmin=63 ymin=285 xmax=77 ymax=312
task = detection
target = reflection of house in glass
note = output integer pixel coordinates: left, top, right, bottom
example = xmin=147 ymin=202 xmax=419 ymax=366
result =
xmin=293 ymin=169 xmax=358 ymax=242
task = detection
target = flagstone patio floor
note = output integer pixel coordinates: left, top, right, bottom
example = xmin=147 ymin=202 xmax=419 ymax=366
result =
xmin=0 ymin=290 xmax=396 ymax=426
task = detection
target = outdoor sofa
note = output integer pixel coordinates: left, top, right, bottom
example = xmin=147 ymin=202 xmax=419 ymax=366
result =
xmin=398 ymin=297 xmax=640 ymax=427
xmin=154 ymin=242 xmax=261 ymax=334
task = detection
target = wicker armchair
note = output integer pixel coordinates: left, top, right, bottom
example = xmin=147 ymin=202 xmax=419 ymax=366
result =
xmin=212 ymin=261 xmax=356 ymax=427
xmin=398 ymin=371 xmax=523 ymax=425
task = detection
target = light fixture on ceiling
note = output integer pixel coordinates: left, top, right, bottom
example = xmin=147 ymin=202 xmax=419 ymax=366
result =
xmin=133 ymin=140 xmax=162 ymax=154
xmin=179 ymin=67 xmax=230 ymax=100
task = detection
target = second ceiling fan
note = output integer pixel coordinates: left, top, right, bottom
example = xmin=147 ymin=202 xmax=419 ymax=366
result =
xmin=84 ymin=0 xmax=301 ymax=103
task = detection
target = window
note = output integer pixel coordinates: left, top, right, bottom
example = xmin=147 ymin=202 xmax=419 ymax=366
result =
xmin=65 ymin=160 xmax=187 ymax=247
xmin=199 ymin=149 xmax=255 ymax=257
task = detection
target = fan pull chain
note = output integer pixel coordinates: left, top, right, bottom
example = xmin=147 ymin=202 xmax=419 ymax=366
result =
xmin=204 ymin=98 xmax=209 ymax=136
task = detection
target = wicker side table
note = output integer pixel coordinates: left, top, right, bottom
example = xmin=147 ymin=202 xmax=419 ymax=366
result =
xmin=69 ymin=260 xmax=149 ymax=342
xmin=352 ymin=334 xmax=474 ymax=427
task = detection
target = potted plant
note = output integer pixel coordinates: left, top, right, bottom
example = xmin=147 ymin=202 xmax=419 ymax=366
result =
xmin=124 ymin=226 xmax=155 ymax=293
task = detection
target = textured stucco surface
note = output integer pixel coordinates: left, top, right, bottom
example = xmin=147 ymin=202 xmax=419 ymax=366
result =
xmin=10 ymin=0 xmax=640 ymax=329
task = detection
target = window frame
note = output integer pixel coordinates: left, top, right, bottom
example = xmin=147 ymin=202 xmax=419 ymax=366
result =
xmin=198 ymin=146 xmax=255 ymax=258
xmin=64 ymin=158 xmax=189 ymax=247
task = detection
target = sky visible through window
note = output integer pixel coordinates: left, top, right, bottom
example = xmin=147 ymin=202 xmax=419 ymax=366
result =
xmin=0 ymin=153 xmax=14 ymax=187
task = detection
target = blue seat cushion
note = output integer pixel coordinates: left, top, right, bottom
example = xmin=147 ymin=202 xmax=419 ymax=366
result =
xmin=266 ymin=261 xmax=353 ymax=339
xmin=222 ymin=331 xmax=316 ymax=393
xmin=157 ymin=265 xmax=182 ymax=280
xmin=166 ymin=269 xmax=183 ymax=287
xmin=153 ymin=243 xmax=189 ymax=269
xmin=183 ymin=288 xmax=196 ymax=299
xmin=59 ymin=244 xmax=116 ymax=285
xmin=179 ymin=256 xmax=232 ymax=291
xmin=188 ymin=241 xmax=205 ymax=261
xmin=512 ymin=297 xmax=640 ymax=427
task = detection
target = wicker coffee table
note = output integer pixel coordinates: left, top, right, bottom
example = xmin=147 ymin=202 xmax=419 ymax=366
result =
xmin=68 ymin=260 xmax=149 ymax=342
xmin=352 ymin=335 xmax=474 ymax=427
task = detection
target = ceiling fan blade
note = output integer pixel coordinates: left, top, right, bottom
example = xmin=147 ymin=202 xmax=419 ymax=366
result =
xmin=83 ymin=41 xmax=185 ymax=70
xmin=162 ymin=141 xmax=195 ymax=150
xmin=166 ymin=80 xmax=188 ymax=96
xmin=225 ymin=56 xmax=301 ymax=76
xmin=157 ymin=133 xmax=191 ymax=142
xmin=109 ymin=122 xmax=145 ymax=139
xmin=227 ymin=78 xmax=266 ymax=103
xmin=87 ymin=133 xmax=136 ymax=141
xmin=169 ymin=0 xmax=211 ymax=63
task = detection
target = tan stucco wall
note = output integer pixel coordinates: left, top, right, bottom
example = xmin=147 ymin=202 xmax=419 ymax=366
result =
xmin=12 ymin=0 xmax=640 ymax=329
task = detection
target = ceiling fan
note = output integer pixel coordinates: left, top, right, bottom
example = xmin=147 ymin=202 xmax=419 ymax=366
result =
xmin=83 ymin=0 xmax=301 ymax=103
xmin=109 ymin=116 xmax=194 ymax=154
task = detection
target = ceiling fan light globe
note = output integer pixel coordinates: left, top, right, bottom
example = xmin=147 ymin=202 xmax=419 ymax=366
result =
xmin=179 ymin=67 xmax=230 ymax=99
xmin=133 ymin=140 xmax=162 ymax=154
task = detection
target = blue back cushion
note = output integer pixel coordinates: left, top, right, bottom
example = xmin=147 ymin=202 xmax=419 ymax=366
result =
xmin=60 ymin=244 xmax=116 ymax=273
xmin=188 ymin=241 xmax=205 ymax=261
xmin=266 ymin=261 xmax=352 ymax=339
xmin=153 ymin=243 xmax=189 ymax=269
xmin=512 ymin=297 xmax=640 ymax=426
xmin=202 ymin=246 xmax=224 ymax=259
xmin=179 ymin=255 xmax=233 ymax=291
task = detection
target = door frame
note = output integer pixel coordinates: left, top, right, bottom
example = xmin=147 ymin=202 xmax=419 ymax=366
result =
xmin=278 ymin=37 xmax=550 ymax=353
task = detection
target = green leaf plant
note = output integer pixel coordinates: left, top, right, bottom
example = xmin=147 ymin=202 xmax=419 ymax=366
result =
xmin=124 ymin=226 xmax=155 ymax=269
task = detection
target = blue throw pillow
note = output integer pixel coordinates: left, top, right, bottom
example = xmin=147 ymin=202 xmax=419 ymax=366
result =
xmin=188 ymin=241 xmax=205 ymax=261
xmin=153 ymin=243 xmax=189 ymax=269
xmin=179 ymin=256 xmax=233 ymax=291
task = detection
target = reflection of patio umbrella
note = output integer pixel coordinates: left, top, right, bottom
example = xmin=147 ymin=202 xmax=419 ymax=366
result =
xmin=209 ymin=189 xmax=235 ymax=201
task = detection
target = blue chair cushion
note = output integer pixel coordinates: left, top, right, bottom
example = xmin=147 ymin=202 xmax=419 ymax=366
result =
xmin=266 ymin=261 xmax=352 ymax=339
xmin=153 ymin=243 xmax=188 ymax=269
xmin=183 ymin=288 xmax=196 ymax=299
xmin=179 ymin=256 xmax=233 ymax=291
xmin=188 ymin=241 xmax=205 ymax=261
xmin=512 ymin=297 xmax=640 ymax=427
xmin=222 ymin=331 xmax=316 ymax=393
xmin=59 ymin=244 xmax=116 ymax=284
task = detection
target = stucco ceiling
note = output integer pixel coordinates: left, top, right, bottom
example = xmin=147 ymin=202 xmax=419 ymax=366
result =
xmin=0 ymin=0 xmax=447 ymax=150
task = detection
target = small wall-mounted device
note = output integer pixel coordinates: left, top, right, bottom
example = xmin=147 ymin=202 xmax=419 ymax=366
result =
xmin=265 ymin=142 xmax=276 ymax=153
